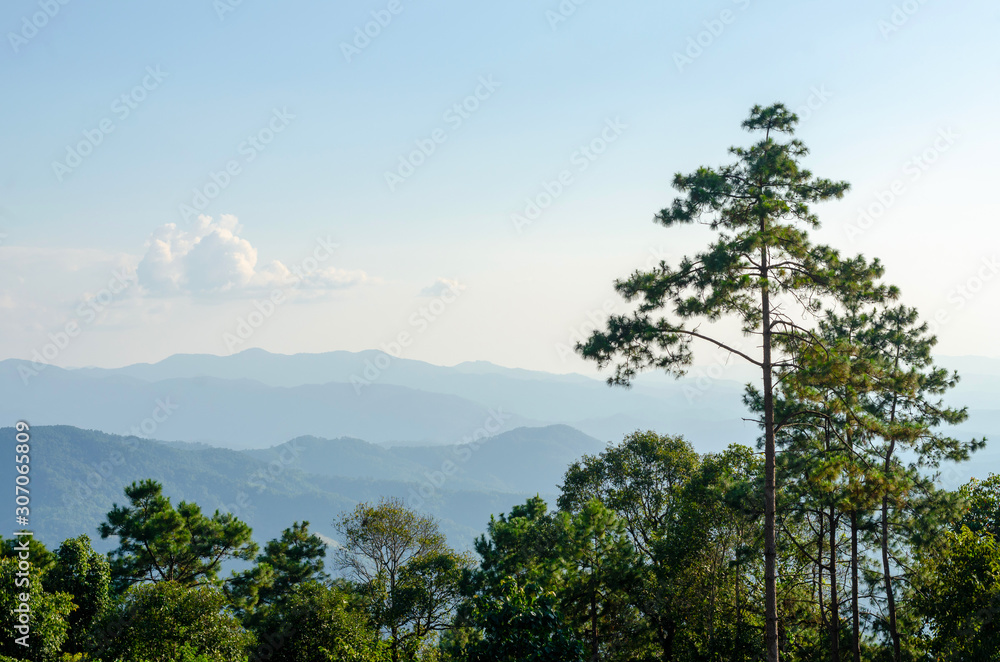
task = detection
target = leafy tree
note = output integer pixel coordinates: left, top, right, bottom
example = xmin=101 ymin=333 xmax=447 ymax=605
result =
xmin=555 ymin=499 xmax=643 ymax=662
xmin=911 ymin=525 xmax=1000 ymax=660
xmin=93 ymin=580 xmax=254 ymax=662
xmin=470 ymin=496 xmax=643 ymax=661
xmin=860 ymin=303 xmax=981 ymax=661
xmin=0 ymin=556 xmax=74 ymax=662
xmin=1 ymin=537 xmax=56 ymax=580
xmin=959 ymin=473 xmax=1000 ymax=540
xmin=98 ymin=479 xmax=257 ymax=591
xmin=575 ymin=102 xmax=891 ymax=661
xmin=559 ymin=430 xmax=704 ymax=659
xmin=334 ymin=498 xmax=471 ymax=662
xmin=471 ymin=496 xmax=565 ymax=593
xmin=464 ymin=578 xmax=584 ymax=662
xmin=45 ymin=536 xmax=111 ymax=654
xmin=250 ymin=581 xmax=388 ymax=662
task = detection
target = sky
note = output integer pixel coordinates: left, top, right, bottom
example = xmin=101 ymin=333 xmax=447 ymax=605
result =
xmin=1 ymin=0 xmax=998 ymax=375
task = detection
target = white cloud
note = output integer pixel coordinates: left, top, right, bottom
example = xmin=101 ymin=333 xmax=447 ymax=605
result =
xmin=419 ymin=277 xmax=465 ymax=297
xmin=137 ymin=215 xmax=368 ymax=296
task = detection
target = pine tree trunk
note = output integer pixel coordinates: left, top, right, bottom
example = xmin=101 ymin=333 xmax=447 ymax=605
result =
xmin=761 ymin=247 xmax=779 ymax=662
xmin=851 ymin=511 xmax=861 ymax=662
xmin=591 ymin=584 xmax=599 ymax=662
xmin=829 ymin=505 xmax=841 ymax=662
xmin=883 ymin=376 xmax=902 ymax=662
xmin=881 ymin=491 xmax=901 ymax=662
xmin=818 ymin=512 xmax=827 ymax=647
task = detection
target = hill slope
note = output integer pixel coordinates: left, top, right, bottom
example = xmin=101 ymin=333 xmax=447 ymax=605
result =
xmin=2 ymin=425 xmax=603 ymax=552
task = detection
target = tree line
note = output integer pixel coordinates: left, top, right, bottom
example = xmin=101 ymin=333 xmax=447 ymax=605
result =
xmin=1 ymin=444 xmax=997 ymax=661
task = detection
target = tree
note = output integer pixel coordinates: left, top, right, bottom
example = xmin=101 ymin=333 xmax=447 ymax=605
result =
xmin=250 ymin=581 xmax=388 ymax=662
xmin=558 ymin=431 xmax=719 ymax=660
xmin=760 ymin=298 xmax=982 ymax=661
xmin=259 ymin=521 xmax=328 ymax=597
xmin=556 ymin=499 xmax=643 ymax=662
xmin=464 ymin=578 xmax=585 ymax=662
xmin=334 ymin=497 xmax=471 ymax=662
xmin=0 ymin=556 xmax=74 ymax=661
xmin=958 ymin=473 xmax=1000 ymax=540
xmin=45 ymin=535 xmax=111 ymax=654
xmin=98 ymin=479 xmax=258 ymax=591
xmin=1 ymin=536 xmax=56 ymax=579
xmin=911 ymin=525 xmax=1000 ymax=660
xmin=576 ymin=103 xmax=891 ymax=661
xmin=230 ymin=521 xmax=328 ymax=613
xmin=860 ymin=303 xmax=981 ymax=660
xmin=470 ymin=496 xmax=643 ymax=661
xmin=93 ymin=580 xmax=255 ymax=662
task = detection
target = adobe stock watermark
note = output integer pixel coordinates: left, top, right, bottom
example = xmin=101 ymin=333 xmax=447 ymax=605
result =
xmin=247 ymin=440 xmax=305 ymax=495
xmin=51 ymin=66 xmax=168 ymax=183
xmin=340 ymin=0 xmax=408 ymax=63
xmin=555 ymin=247 xmax=670 ymax=361
xmin=7 ymin=0 xmax=71 ymax=54
xmin=556 ymin=299 xmax=618 ymax=362
xmin=218 ymin=439 xmax=306 ymax=525
xmin=545 ymin=0 xmax=591 ymax=30
xmin=793 ymin=85 xmax=833 ymax=123
xmin=384 ymin=76 xmax=501 ymax=192
xmin=406 ymin=407 xmax=513 ymax=510
xmin=682 ymin=340 xmax=747 ymax=403
xmin=673 ymin=0 xmax=751 ymax=73
xmin=351 ymin=280 xmax=466 ymax=393
xmin=179 ymin=107 xmax=295 ymax=223
xmin=511 ymin=117 xmax=627 ymax=233
xmin=844 ymin=127 xmax=957 ymax=241
xmin=878 ymin=0 xmax=930 ymax=39
xmin=60 ymin=397 xmax=179 ymax=509
xmin=925 ymin=255 xmax=999 ymax=337
xmin=222 ymin=235 xmax=339 ymax=353
xmin=213 ymin=0 xmax=248 ymax=21
xmin=18 ymin=267 xmax=138 ymax=386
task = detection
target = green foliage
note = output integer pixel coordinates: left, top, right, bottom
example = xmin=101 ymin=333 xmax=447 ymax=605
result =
xmin=575 ymin=102 xmax=889 ymax=386
xmin=98 ymin=479 xmax=257 ymax=591
xmin=559 ymin=431 xmax=709 ymax=658
xmin=960 ymin=473 xmax=1000 ymax=540
xmin=0 ymin=555 xmax=74 ymax=662
xmin=92 ymin=581 xmax=254 ymax=662
xmin=575 ymin=102 xmax=894 ymax=660
xmin=335 ymin=497 xmax=471 ymax=661
xmin=1 ymin=538 xmax=56 ymax=580
xmin=912 ymin=526 xmax=1000 ymax=660
xmin=228 ymin=521 xmax=328 ymax=615
xmin=257 ymin=521 xmax=327 ymax=599
xmin=250 ymin=581 xmax=388 ymax=662
xmin=471 ymin=495 xmax=644 ymax=660
xmin=464 ymin=578 xmax=584 ymax=662
xmin=45 ymin=536 xmax=111 ymax=654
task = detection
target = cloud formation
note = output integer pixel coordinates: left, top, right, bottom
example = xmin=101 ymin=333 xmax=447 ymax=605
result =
xmin=137 ymin=215 xmax=368 ymax=296
xmin=419 ymin=278 xmax=465 ymax=297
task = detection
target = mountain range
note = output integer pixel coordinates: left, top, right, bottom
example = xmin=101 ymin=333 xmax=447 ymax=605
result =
xmin=2 ymin=349 xmax=996 ymax=553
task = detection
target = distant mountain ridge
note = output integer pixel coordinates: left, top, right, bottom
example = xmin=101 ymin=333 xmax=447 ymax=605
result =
xmin=2 ymin=424 xmax=605 ymax=552
xmin=2 ymin=348 xmax=752 ymax=451
xmin=0 ymin=359 xmax=537 ymax=449
xmin=0 ymin=349 xmax=994 ymax=465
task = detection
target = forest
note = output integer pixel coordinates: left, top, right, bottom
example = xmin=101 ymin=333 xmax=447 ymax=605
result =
xmin=3 ymin=104 xmax=998 ymax=662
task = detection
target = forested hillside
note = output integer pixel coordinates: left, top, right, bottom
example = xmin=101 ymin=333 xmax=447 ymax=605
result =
xmin=1 ymin=424 xmax=603 ymax=551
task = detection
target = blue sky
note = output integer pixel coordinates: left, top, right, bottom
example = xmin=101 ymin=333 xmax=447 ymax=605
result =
xmin=2 ymin=0 xmax=998 ymax=373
